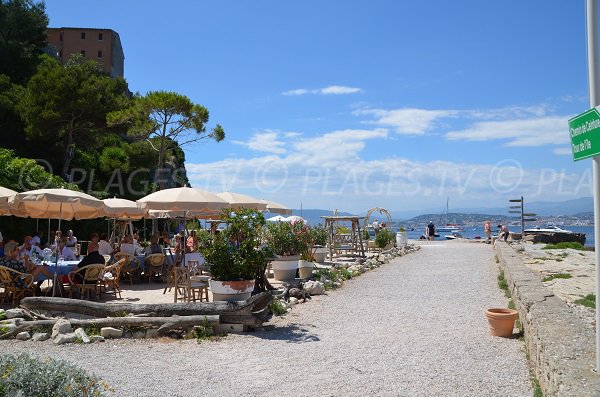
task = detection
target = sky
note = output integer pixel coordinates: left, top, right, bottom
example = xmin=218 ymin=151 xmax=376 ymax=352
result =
xmin=44 ymin=0 xmax=595 ymax=215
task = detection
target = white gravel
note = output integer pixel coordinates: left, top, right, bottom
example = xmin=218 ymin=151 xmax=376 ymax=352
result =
xmin=0 ymin=241 xmax=533 ymax=396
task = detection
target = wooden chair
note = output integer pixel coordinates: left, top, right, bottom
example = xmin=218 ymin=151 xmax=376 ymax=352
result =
xmin=0 ymin=265 xmax=35 ymax=307
xmin=173 ymin=266 xmax=191 ymax=303
xmin=114 ymin=253 xmax=140 ymax=285
xmin=189 ymin=275 xmax=210 ymax=302
xmin=100 ymin=258 xmax=125 ymax=299
xmin=103 ymin=255 xmax=112 ymax=265
xmin=67 ymin=264 xmax=105 ymax=300
xmin=145 ymin=253 xmax=166 ymax=283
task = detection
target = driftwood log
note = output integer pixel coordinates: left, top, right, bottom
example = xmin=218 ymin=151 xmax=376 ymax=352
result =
xmin=1 ymin=315 xmax=220 ymax=339
xmin=20 ymin=292 xmax=273 ymax=326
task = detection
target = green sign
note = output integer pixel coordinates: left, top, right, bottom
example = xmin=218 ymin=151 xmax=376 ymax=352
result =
xmin=569 ymin=107 xmax=600 ymax=161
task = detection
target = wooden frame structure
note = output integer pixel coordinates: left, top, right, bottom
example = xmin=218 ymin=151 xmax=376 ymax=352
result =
xmin=320 ymin=216 xmax=366 ymax=260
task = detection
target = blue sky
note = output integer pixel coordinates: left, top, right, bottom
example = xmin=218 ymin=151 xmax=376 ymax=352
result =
xmin=45 ymin=0 xmax=594 ymax=214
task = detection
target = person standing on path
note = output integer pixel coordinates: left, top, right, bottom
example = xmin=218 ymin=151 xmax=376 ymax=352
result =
xmin=484 ymin=220 xmax=492 ymax=244
xmin=426 ymin=221 xmax=436 ymax=241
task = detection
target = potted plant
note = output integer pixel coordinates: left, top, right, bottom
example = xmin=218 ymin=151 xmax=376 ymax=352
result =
xmin=199 ymin=209 xmax=272 ymax=301
xmin=396 ymin=226 xmax=408 ymax=247
xmin=485 ymin=308 xmax=519 ymax=337
xmin=264 ymin=220 xmax=309 ymax=281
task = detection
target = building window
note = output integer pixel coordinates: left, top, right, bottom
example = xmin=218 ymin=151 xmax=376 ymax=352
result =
xmin=80 ymin=50 xmax=85 ymax=57
xmin=98 ymin=50 xmax=103 ymax=58
xmin=98 ymin=32 xmax=103 ymax=41
xmin=81 ymin=32 xmax=86 ymax=39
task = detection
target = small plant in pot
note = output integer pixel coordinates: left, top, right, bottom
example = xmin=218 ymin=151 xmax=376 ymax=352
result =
xmin=264 ymin=220 xmax=310 ymax=280
xmin=199 ymin=209 xmax=272 ymax=301
xmin=375 ymin=229 xmax=394 ymax=249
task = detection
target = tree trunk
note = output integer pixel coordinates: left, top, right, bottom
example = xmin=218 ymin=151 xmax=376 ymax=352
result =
xmin=20 ymin=291 xmax=272 ymax=318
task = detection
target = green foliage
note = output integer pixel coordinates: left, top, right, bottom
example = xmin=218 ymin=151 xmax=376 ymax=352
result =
xmin=497 ymin=270 xmax=510 ymax=298
xmin=194 ymin=319 xmax=214 ymax=343
xmin=0 ymin=353 xmax=109 ymax=396
xmin=542 ymin=273 xmax=572 ymax=282
xmin=0 ymin=148 xmax=76 ymax=191
xmin=199 ymin=209 xmax=271 ymax=281
xmin=265 ymin=220 xmax=310 ymax=257
xmin=335 ymin=226 xmax=350 ymax=234
xmin=574 ymin=294 xmax=596 ymax=309
xmin=269 ymin=299 xmax=287 ymax=316
xmin=99 ymin=147 xmax=130 ymax=173
xmin=0 ymin=312 xmax=5 ymax=320
xmin=542 ymin=242 xmax=585 ymax=251
xmin=0 ymin=0 xmax=49 ymax=85
xmin=375 ymin=229 xmax=395 ymax=248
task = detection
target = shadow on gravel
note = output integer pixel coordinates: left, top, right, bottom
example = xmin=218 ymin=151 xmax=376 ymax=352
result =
xmin=253 ymin=323 xmax=320 ymax=343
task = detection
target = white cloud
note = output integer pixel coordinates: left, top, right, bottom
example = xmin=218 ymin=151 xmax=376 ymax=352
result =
xmin=355 ymin=107 xmax=458 ymax=135
xmin=282 ymin=85 xmax=362 ymax=96
xmin=232 ymin=130 xmax=288 ymax=154
xmin=445 ymin=116 xmax=571 ymax=146
xmin=317 ymin=85 xmax=362 ymax=95
xmin=282 ymin=88 xmax=309 ymax=96
xmin=553 ymin=147 xmax=573 ymax=155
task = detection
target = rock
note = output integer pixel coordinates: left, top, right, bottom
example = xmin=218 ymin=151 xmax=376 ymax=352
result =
xmin=15 ymin=331 xmax=30 ymax=341
xmin=90 ymin=335 xmax=105 ymax=343
xmin=289 ymin=297 xmax=298 ymax=305
xmin=5 ymin=309 xmax=26 ymax=319
xmin=51 ymin=319 xmax=72 ymax=338
xmin=32 ymin=332 xmax=50 ymax=342
xmin=100 ymin=327 xmax=123 ymax=339
xmin=145 ymin=329 xmax=158 ymax=338
xmin=303 ymin=280 xmax=325 ymax=295
xmin=74 ymin=328 xmax=91 ymax=344
xmin=53 ymin=333 xmax=77 ymax=345
xmin=132 ymin=330 xmax=146 ymax=339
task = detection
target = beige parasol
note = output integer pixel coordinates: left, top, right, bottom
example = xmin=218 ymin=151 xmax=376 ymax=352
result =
xmin=8 ymin=188 xmax=104 ymax=220
xmin=260 ymin=199 xmax=292 ymax=215
xmin=137 ymin=187 xmax=229 ymax=217
xmin=0 ymin=186 xmax=18 ymax=215
xmin=216 ymin=192 xmax=268 ymax=211
xmin=102 ymin=197 xmax=147 ymax=219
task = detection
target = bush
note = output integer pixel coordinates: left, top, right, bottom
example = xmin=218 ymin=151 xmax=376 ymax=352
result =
xmin=0 ymin=353 xmax=108 ymax=396
xmin=542 ymin=242 xmax=585 ymax=250
xmin=574 ymin=294 xmax=596 ymax=309
xmin=375 ymin=229 xmax=394 ymax=248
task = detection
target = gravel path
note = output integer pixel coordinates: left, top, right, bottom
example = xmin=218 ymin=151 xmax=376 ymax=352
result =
xmin=1 ymin=241 xmax=533 ymax=396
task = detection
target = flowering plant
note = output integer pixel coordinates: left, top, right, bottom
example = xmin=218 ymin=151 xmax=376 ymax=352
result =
xmin=264 ymin=220 xmax=310 ymax=257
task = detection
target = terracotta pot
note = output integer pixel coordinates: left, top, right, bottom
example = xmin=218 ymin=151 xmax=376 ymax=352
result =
xmin=271 ymin=255 xmax=300 ymax=281
xmin=209 ymin=279 xmax=254 ymax=302
xmin=485 ymin=308 xmax=518 ymax=337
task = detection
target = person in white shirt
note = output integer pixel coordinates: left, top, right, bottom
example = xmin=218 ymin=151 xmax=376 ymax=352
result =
xmin=118 ymin=235 xmax=136 ymax=256
xmin=60 ymin=238 xmax=77 ymax=261
xmin=31 ymin=231 xmax=41 ymax=247
xmin=19 ymin=236 xmax=44 ymax=261
xmin=66 ymin=229 xmax=77 ymax=247
xmin=98 ymin=233 xmax=113 ymax=256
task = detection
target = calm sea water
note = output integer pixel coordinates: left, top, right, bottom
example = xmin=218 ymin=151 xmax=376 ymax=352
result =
xmin=390 ymin=225 xmax=595 ymax=247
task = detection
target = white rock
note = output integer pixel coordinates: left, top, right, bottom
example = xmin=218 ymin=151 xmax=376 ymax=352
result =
xmin=16 ymin=331 xmax=30 ymax=341
xmin=5 ymin=309 xmax=26 ymax=319
xmin=90 ymin=335 xmax=105 ymax=343
xmin=54 ymin=333 xmax=77 ymax=345
xmin=32 ymin=332 xmax=50 ymax=342
xmin=74 ymin=328 xmax=91 ymax=344
xmin=289 ymin=297 xmax=298 ymax=305
xmin=101 ymin=327 xmax=123 ymax=339
xmin=304 ymin=280 xmax=325 ymax=295
xmin=51 ymin=319 xmax=72 ymax=338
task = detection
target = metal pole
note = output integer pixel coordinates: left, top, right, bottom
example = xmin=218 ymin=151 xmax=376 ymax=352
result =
xmin=586 ymin=0 xmax=600 ymax=372
xmin=520 ymin=196 xmax=524 ymax=235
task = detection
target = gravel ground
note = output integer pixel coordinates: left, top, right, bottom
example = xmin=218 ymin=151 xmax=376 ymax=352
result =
xmin=0 ymin=241 xmax=533 ymax=397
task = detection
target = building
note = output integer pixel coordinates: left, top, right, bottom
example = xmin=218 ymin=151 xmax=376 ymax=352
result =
xmin=46 ymin=27 xmax=124 ymax=78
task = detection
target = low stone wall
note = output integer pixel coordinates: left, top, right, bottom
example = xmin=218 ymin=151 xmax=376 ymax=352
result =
xmin=522 ymin=232 xmax=586 ymax=245
xmin=495 ymin=242 xmax=600 ymax=397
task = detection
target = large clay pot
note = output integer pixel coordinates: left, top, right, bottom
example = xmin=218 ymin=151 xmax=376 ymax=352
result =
xmin=313 ymin=247 xmax=327 ymax=263
xmin=485 ymin=308 xmax=518 ymax=337
xmin=396 ymin=232 xmax=408 ymax=247
xmin=209 ymin=279 xmax=254 ymax=302
xmin=271 ymin=255 xmax=300 ymax=281
xmin=298 ymin=260 xmax=314 ymax=279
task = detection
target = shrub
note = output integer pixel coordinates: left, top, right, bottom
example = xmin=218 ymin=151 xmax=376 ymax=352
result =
xmin=542 ymin=242 xmax=585 ymax=250
xmin=0 ymin=353 xmax=108 ymax=396
xmin=542 ymin=273 xmax=572 ymax=282
xmin=269 ymin=299 xmax=287 ymax=316
xmin=375 ymin=229 xmax=394 ymax=248
xmin=574 ymin=294 xmax=596 ymax=309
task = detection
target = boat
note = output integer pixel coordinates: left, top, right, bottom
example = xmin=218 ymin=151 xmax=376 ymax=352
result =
xmin=445 ymin=232 xmax=464 ymax=240
xmin=523 ymin=225 xmax=574 ymax=234
xmin=436 ymin=197 xmax=464 ymax=232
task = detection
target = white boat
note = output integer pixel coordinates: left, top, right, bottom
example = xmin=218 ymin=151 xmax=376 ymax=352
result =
xmin=437 ymin=197 xmax=464 ymax=232
xmin=523 ymin=225 xmax=574 ymax=234
xmin=445 ymin=232 xmax=464 ymax=240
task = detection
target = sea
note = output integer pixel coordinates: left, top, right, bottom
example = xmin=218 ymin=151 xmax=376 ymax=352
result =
xmin=388 ymin=225 xmax=595 ymax=247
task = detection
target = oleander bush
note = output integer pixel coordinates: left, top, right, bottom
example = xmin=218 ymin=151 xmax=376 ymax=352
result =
xmin=0 ymin=353 xmax=109 ymax=397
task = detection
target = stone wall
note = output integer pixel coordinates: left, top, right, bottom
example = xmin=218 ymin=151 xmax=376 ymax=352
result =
xmin=495 ymin=242 xmax=600 ymax=397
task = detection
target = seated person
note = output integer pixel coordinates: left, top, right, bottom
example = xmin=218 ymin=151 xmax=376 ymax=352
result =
xmin=118 ymin=235 xmax=136 ymax=256
xmin=18 ymin=236 xmax=44 ymax=261
xmin=98 ymin=233 xmax=113 ymax=256
xmin=65 ymin=229 xmax=77 ymax=248
xmin=186 ymin=230 xmax=198 ymax=253
xmin=159 ymin=231 xmax=171 ymax=247
xmin=59 ymin=238 xmax=78 ymax=261
xmin=72 ymin=242 xmax=105 ymax=283
xmin=144 ymin=234 xmax=163 ymax=256
xmin=0 ymin=241 xmax=53 ymax=283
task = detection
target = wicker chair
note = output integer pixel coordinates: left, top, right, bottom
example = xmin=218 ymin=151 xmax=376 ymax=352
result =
xmin=68 ymin=264 xmax=104 ymax=300
xmin=0 ymin=265 xmax=35 ymax=307
xmin=144 ymin=253 xmax=166 ymax=283
xmin=113 ymin=253 xmax=140 ymax=285
xmin=100 ymin=258 xmax=126 ymax=299
xmin=102 ymin=255 xmax=112 ymax=265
